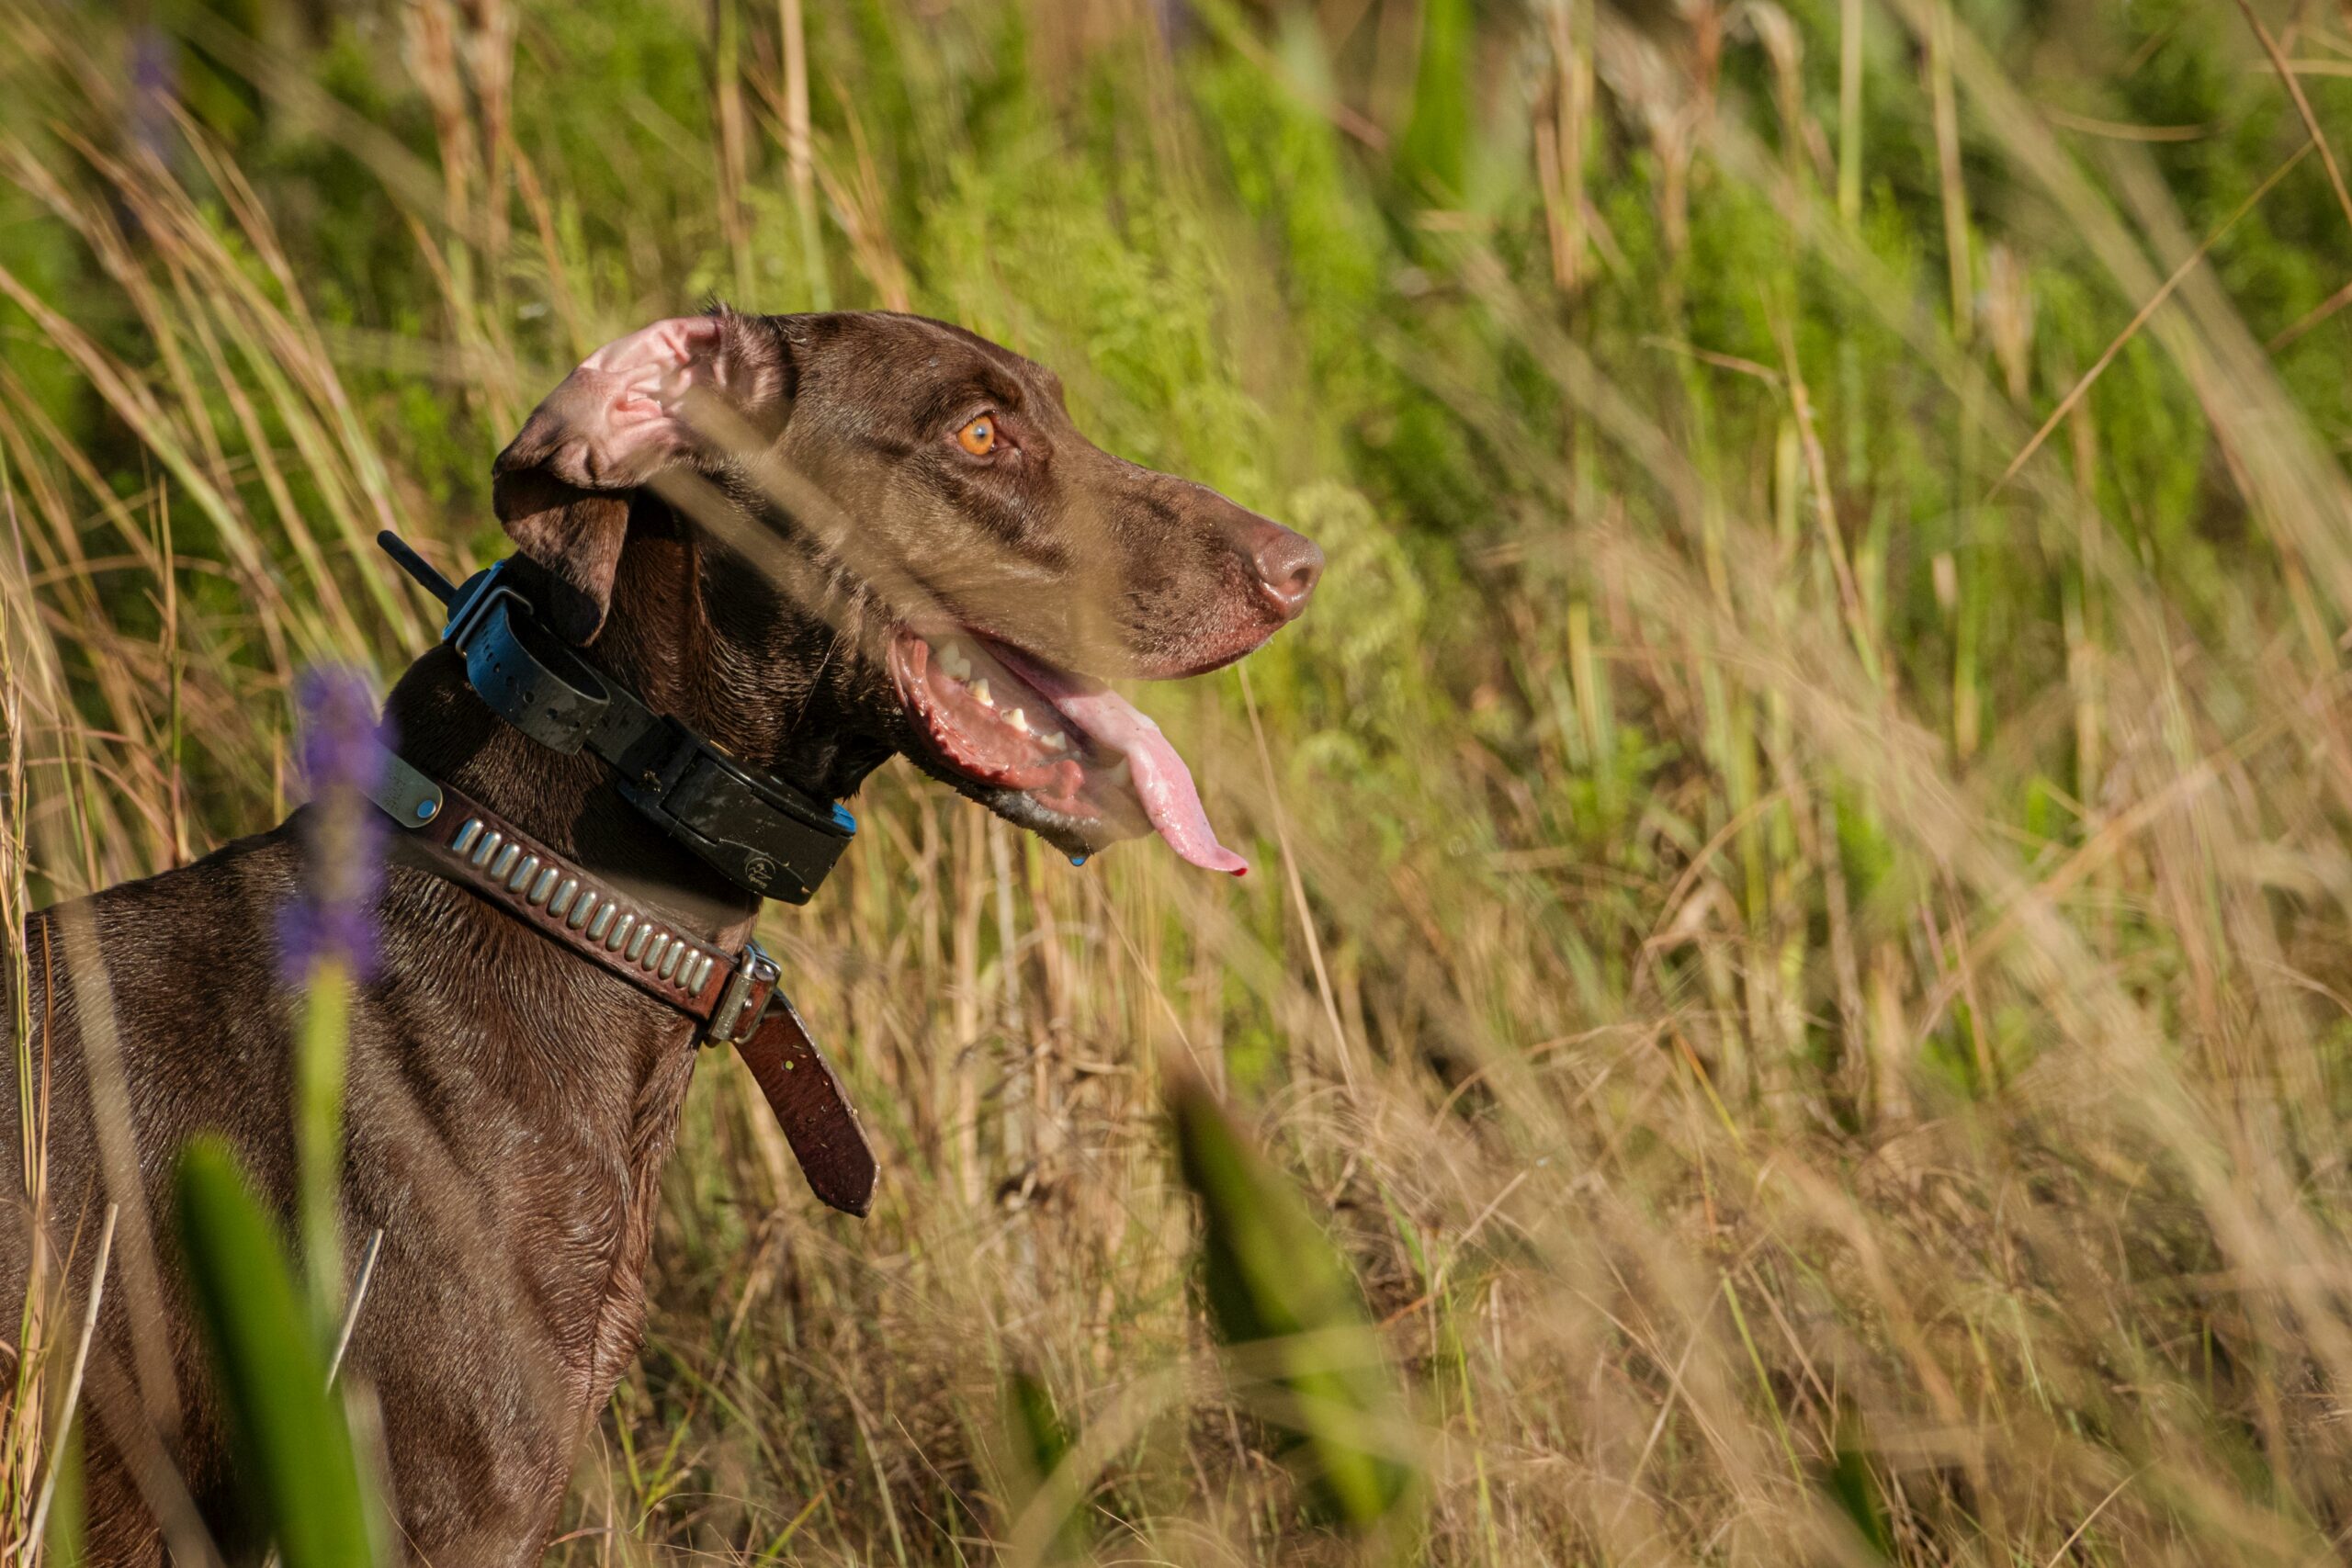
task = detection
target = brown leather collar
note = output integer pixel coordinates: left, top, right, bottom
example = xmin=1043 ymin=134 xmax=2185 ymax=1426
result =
xmin=365 ymin=749 xmax=877 ymax=1215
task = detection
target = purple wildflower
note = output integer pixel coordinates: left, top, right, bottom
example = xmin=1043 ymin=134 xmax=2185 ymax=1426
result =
xmin=280 ymin=668 xmax=390 ymax=982
xmin=128 ymin=28 xmax=175 ymax=169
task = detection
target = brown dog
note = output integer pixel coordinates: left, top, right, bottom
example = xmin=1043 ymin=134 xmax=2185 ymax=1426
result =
xmin=3 ymin=310 xmax=1319 ymax=1562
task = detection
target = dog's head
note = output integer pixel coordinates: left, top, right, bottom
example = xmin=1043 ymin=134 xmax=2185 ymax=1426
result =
xmin=490 ymin=310 xmax=1320 ymax=874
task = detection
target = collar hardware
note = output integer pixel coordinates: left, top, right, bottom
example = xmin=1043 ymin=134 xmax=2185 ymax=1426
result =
xmin=359 ymin=748 xmax=877 ymax=1216
xmin=375 ymin=750 xmax=447 ymax=827
xmin=711 ymin=942 xmax=783 ymax=1045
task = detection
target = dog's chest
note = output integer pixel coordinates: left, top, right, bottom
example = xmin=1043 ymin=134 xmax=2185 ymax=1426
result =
xmin=506 ymin=1037 xmax=701 ymax=1405
xmin=386 ymin=911 xmax=709 ymax=1413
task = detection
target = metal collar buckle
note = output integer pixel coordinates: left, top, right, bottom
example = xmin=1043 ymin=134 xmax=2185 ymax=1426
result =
xmin=709 ymin=939 xmax=782 ymax=1045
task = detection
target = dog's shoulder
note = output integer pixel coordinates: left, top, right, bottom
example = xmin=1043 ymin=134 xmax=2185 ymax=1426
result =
xmin=40 ymin=815 xmax=301 ymax=954
xmin=16 ymin=819 xmax=306 ymax=1074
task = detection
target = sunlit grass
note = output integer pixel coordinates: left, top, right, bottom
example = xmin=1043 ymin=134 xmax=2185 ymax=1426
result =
xmin=9 ymin=0 xmax=2352 ymax=1561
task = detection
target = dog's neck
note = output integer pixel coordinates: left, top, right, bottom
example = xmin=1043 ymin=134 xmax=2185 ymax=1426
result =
xmin=379 ymin=526 xmax=888 ymax=938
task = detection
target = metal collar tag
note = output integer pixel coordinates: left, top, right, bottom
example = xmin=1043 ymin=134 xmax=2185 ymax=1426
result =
xmin=377 ymin=531 xmax=855 ymax=904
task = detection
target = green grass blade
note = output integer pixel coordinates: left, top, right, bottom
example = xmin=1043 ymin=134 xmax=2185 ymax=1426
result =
xmin=173 ymin=1136 xmax=377 ymax=1568
xmin=1167 ymin=1072 xmax=1418 ymax=1533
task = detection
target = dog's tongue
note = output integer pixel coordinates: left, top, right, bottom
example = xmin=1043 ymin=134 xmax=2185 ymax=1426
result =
xmin=983 ymin=643 xmax=1246 ymax=875
xmin=1052 ymin=685 xmax=1249 ymax=876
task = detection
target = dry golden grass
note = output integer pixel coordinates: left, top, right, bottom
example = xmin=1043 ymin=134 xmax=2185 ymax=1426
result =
xmin=11 ymin=0 xmax=2352 ymax=1562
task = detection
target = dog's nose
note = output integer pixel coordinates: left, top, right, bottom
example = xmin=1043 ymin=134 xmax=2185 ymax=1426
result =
xmin=1248 ymin=522 xmax=1324 ymax=621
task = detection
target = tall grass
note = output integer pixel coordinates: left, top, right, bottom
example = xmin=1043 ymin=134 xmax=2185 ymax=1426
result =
xmin=10 ymin=0 xmax=2352 ymax=1560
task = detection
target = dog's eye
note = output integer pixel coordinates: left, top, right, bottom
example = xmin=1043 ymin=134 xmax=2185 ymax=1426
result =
xmin=956 ymin=415 xmax=998 ymax=457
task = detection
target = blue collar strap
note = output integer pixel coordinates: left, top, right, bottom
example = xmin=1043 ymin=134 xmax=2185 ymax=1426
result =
xmin=377 ymin=531 xmax=855 ymax=905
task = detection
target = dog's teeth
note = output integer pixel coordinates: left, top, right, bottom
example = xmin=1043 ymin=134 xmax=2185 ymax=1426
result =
xmin=938 ymin=641 xmax=973 ymax=681
xmin=1007 ymin=707 xmax=1030 ymax=734
xmin=971 ymin=677 xmax=994 ymax=707
xmin=1101 ymin=756 xmax=1131 ymax=784
xmin=1041 ymin=730 xmax=1067 ymax=752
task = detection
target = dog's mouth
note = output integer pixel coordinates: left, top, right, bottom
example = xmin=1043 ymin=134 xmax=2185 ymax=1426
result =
xmin=888 ymin=628 xmax=1248 ymax=875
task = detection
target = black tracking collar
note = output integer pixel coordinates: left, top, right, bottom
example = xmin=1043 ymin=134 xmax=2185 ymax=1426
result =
xmin=377 ymin=531 xmax=855 ymax=905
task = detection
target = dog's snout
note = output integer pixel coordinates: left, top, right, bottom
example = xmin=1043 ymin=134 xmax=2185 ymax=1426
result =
xmin=1247 ymin=521 xmax=1323 ymax=621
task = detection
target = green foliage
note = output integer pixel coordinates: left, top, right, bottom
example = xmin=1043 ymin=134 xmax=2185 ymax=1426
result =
xmin=7 ymin=0 xmax=2352 ymax=1560
xmin=173 ymin=1138 xmax=377 ymax=1568
xmin=1817 ymin=1419 xmax=1896 ymax=1562
xmin=1168 ymin=1072 xmax=1418 ymax=1533
xmin=1397 ymin=0 xmax=1472 ymax=203
xmin=999 ymin=1366 xmax=1085 ymax=1560
xmin=39 ymin=1422 xmax=81 ymax=1568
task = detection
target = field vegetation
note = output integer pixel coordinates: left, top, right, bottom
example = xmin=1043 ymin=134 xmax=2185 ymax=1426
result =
xmin=9 ymin=0 xmax=2352 ymax=1562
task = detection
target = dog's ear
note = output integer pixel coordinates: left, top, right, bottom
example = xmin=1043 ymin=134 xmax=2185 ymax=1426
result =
xmin=492 ymin=314 xmax=793 ymax=641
